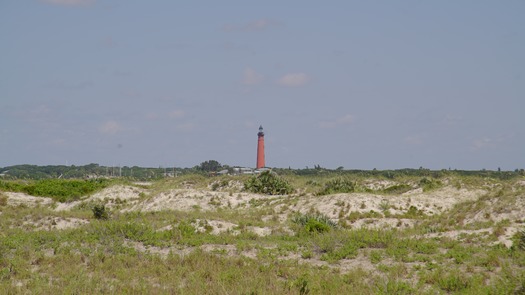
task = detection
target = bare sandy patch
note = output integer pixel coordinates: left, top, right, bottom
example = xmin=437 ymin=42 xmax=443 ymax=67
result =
xmin=289 ymin=186 xmax=486 ymax=221
xmin=158 ymin=219 xmax=273 ymax=237
xmin=192 ymin=219 xmax=238 ymax=235
xmin=4 ymin=192 xmax=54 ymax=207
xmin=133 ymin=182 xmax=153 ymax=186
xmin=125 ymin=189 xmax=280 ymax=212
xmin=419 ymin=225 xmax=525 ymax=248
xmin=467 ymin=194 xmax=525 ymax=225
xmin=349 ymin=218 xmax=416 ymax=229
xmin=55 ymin=185 xmax=146 ymax=211
xmin=19 ymin=216 xmax=89 ymax=231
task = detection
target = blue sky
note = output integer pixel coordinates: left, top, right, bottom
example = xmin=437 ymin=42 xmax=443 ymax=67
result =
xmin=1 ymin=0 xmax=524 ymax=170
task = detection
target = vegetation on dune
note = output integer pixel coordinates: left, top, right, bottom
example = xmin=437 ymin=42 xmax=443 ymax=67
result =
xmin=244 ymin=171 xmax=294 ymax=195
xmin=92 ymin=204 xmax=110 ymax=220
xmin=292 ymin=213 xmax=338 ymax=234
xmin=0 ymin=166 xmax=524 ymax=293
xmin=0 ymin=179 xmax=110 ymax=202
xmin=316 ymin=177 xmax=356 ymax=195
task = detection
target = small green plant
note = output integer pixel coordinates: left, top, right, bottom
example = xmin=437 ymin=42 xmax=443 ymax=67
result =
xmin=301 ymin=250 xmax=313 ymax=259
xmin=370 ymin=250 xmax=383 ymax=264
xmin=92 ymin=204 xmax=109 ymax=220
xmin=244 ymin=171 xmax=294 ymax=195
xmin=379 ymin=200 xmax=390 ymax=212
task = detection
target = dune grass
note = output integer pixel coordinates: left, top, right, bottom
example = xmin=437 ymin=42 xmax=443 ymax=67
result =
xmin=1 ymin=174 xmax=524 ymax=293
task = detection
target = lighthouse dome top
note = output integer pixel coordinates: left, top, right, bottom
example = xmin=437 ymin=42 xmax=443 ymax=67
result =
xmin=257 ymin=125 xmax=264 ymax=136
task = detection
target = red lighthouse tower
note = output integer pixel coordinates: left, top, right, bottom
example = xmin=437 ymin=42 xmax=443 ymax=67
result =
xmin=256 ymin=125 xmax=265 ymax=169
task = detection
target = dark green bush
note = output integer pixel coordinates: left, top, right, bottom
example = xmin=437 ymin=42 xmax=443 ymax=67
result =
xmin=244 ymin=171 xmax=293 ymax=195
xmin=316 ymin=178 xmax=356 ymax=196
xmin=92 ymin=204 xmax=109 ymax=220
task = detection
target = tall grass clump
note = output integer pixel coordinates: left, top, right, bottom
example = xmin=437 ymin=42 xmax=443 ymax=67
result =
xmin=292 ymin=213 xmax=337 ymax=233
xmin=244 ymin=171 xmax=293 ymax=195
xmin=316 ymin=178 xmax=356 ymax=196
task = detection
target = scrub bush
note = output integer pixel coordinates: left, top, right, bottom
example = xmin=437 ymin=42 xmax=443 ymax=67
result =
xmin=92 ymin=204 xmax=109 ymax=220
xmin=244 ymin=171 xmax=293 ymax=195
xmin=316 ymin=178 xmax=356 ymax=195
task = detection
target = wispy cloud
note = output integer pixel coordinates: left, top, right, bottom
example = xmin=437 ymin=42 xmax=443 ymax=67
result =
xmin=223 ymin=19 xmax=280 ymax=32
xmin=278 ymin=73 xmax=310 ymax=87
xmin=40 ymin=0 xmax=95 ymax=7
xmin=471 ymin=137 xmax=494 ymax=150
xmin=99 ymin=121 xmax=121 ymax=135
xmin=168 ymin=109 xmax=185 ymax=119
xmin=242 ymin=68 xmax=263 ymax=85
xmin=319 ymin=114 xmax=355 ymax=129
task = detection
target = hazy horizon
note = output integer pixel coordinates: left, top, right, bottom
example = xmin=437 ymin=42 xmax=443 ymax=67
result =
xmin=2 ymin=1 xmax=524 ymax=170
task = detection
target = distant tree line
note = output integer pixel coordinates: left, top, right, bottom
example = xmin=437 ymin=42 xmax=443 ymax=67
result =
xmin=0 ymin=163 xmax=523 ymax=180
xmin=0 ymin=164 xmax=193 ymax=180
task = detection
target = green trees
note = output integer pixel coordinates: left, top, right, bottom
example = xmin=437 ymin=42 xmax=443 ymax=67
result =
xmin=198 ymin=160 xmax=223 ymax=172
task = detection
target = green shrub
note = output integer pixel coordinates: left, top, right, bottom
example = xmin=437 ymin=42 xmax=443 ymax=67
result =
xmin=92 ymin=204 xmax=109 ymax=220
xmin=244 ymin=171 xmax=293 ymax=195
xmin=316 ymin=178 xmax=356 ymax=195
xmin=419 ymin=178 xmax=442 ymax=192
xmin=292 ymin=213 xmax=337 ymax=233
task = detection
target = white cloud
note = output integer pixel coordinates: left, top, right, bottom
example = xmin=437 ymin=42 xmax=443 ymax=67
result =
xmin=471 ymin=137 xmax=494 ymax=150
xmin=223 ymin=19 xmax=279 ymax=32
xmin=99 ymin=121 xmax=121 ymax=135
xmin=278 ymin=73 xmax=310 ymax=87
xmin=242 ymin=68 xmax=263 ymax=85
xmin=168 ymin=109 xmax=185 ymax=119
xmin=40 ymin=0 xmax=95 ymax=6
xmin=319 ymin=114 xmax=355 ymax=129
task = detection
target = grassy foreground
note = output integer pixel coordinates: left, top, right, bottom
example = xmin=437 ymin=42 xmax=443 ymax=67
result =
xmin=1 ymin=174 xmax=524 ymax=294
